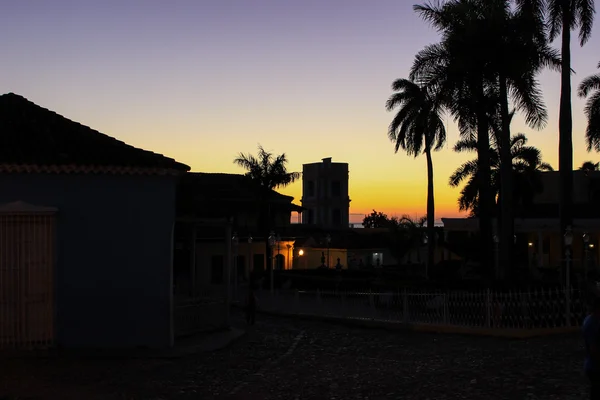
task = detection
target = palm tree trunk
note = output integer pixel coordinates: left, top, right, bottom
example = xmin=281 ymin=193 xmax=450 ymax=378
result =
xmin=475 ymin=83 xmax=494 ymax=278
xmin=559 ymin=12 xmax=573 ymax=264
xmin=425 ymin=146 xmax=435 ymax=276
xmin=499 ymin=76 xmax=514 ymax=281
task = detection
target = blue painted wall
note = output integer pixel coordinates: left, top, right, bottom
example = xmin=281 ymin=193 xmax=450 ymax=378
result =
xmin=0 ymin=172 xmax=177 ymax=348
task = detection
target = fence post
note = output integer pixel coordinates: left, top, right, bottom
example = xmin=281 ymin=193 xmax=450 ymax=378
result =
xmin=402 ymin=288 xmax=409 ymax=323
xmin=295 ymin=289 xmax=300 ymax=314
xmin=486 ymin=288 xmax=491 ymax=328
xmin=341 ymin=291 xmax=346 ymax=317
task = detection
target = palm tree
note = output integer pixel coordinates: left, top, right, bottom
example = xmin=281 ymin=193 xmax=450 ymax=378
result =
xmin=234 ymin=145 xmax=300 ymax=273
xmin=579 ymin=160 xmax=599 ymax=203
xmin=578 ymin=62 xmax=600 ymax=152
xmin=386 ymin=78 xmax=446 ymax=273
xmin=412 ymin=0 xmax=557 ymax=277
xmin=580 ymin=161 xmax=600 ymax=172
xmin=387 ymin=214 xmax=428 ymax=265
xmin=548 ymin=0 xmax=595 ymax=246
xmin=449 ymin=132 xmax=553 ymax=216
xmin=411 ymin=0 xmax=496 ymax=270
xmin=489 ymin=0 xmax=558 ymax=277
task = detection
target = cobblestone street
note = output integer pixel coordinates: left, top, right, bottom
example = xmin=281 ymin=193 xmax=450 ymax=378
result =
xmin=0 ymin=310 xmax=590 ymax=399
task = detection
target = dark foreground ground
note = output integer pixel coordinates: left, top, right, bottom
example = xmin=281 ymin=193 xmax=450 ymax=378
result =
xmin=0 ymin=310 xmax=589 ymax=399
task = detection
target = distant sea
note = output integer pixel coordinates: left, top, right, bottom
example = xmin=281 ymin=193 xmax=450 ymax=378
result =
xmin=290 ymin=218 xmax=445 ymax=228
xmin=347 ymin=220 xmax=445 ymax=228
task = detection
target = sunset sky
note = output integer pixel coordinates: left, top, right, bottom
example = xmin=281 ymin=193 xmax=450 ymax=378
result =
xmin=2 ymin=0 xmax=600 ymax=223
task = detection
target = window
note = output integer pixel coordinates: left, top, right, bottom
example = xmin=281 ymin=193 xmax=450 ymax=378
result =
xmin=331 ymin=180 xmax=341 ymax=197
xmin=332 ymin=208 xmax=341 ymax=226
xmin=307 ymin=181 xmax=315 ymax=197
xmin=210 ymin=255 xmax=224 ymax=284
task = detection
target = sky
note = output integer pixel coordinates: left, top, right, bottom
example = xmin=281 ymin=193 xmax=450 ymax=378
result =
xmin=2 ymin=0 xmax=600 ymax=223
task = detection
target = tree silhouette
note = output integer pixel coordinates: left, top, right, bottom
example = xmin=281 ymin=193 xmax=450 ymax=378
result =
xmin=234 ymin=145 xmax=300 ymax=273
xmin=580 ymin=161 xmax=600 ymax=172
xmin=578 ymin=61 xmax=600 ymax=152
xmin=548 ymin=0 xmax=595 ymax=248
xmin=363 ymin=210 xmax=393 ymax=228
xmin=449 ymin=132 xmax=552 ymax=216
xmin=386 ymin=78 xmax=446 ymax=271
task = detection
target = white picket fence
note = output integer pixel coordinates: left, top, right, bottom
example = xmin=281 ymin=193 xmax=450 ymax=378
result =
xmin=250 ymin=287 xmax=588 ymax=330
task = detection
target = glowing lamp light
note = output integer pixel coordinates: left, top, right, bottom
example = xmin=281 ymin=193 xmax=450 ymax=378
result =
xmin=298 ymin=249 xmax=304 ymax=256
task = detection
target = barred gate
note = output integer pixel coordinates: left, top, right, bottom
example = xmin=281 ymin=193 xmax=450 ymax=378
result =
xmin=0 ymin=202 xmax=56 ymax=349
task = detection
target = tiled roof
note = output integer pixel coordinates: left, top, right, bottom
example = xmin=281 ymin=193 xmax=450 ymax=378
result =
xmin=177 ymin=172 xmax=304 ymax=217
xmin=0 ymin=93 xmax=190 ymax=175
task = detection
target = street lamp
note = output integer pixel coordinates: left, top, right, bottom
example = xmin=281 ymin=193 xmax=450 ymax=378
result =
xmin=231 ymin=232 xmax=239 ymax=301
xmin=564 ymin=226 xmax=574 ymax=327
xmin=268 ymin=231 xmax=276 ymax=295
xmin=584 ymin=233 xmax=590 ymax=280
xmin=326 ymin=234 xmax=331 ymax=268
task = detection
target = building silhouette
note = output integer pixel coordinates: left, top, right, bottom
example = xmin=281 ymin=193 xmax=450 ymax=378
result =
xmin=300 ymin=157 xmax=350 ymax=228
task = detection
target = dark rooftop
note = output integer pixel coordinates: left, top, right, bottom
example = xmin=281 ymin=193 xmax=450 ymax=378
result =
xmin=0 ymin=93 xmax=190 ymax=174
xmin=177 ymin=172 xmax=304 ymax=217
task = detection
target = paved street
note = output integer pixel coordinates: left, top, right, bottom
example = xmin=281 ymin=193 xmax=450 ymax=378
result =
xmin=0 ymin=310 xmax=591 ymax=399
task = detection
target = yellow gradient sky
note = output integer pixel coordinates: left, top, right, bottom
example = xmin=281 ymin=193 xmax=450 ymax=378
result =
xmin=2 ymin=1 xmax=600 ymax=223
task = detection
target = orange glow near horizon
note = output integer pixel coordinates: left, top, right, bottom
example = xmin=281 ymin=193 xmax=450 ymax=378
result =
xmin=3 ymin=1 xmax=599 ymax=222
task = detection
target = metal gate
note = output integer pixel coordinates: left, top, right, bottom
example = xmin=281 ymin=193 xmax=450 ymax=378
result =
xmin=0 ymin=201 xmax=57 ymax=349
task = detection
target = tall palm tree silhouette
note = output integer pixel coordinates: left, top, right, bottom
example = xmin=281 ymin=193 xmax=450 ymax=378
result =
xmin=386 ymin=78 xmax=446 ymax=272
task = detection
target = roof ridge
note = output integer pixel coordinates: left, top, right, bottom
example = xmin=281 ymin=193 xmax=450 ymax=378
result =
xmin=0 ymin=93 xmax=190 ymax=172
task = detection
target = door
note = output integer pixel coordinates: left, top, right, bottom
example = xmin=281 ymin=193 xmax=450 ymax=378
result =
xmin=0 ymin=211 xmax=56 ymax=349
